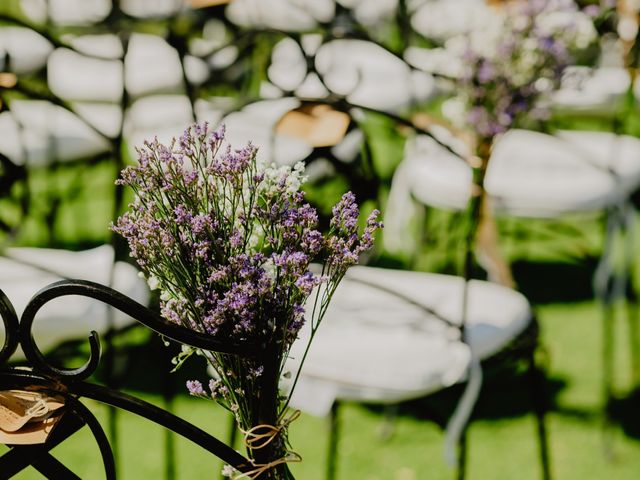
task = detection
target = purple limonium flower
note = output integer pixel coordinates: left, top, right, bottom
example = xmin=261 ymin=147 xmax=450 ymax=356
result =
xmin=186 ymin=380 xmax=205 ymax=396
xmin=477 ymin=60 xmax=496 ymax=84
xmin=451 ymin=0 xmax=596 ymax=143
xmin=112 ymin=122 xmax=383 ymax=427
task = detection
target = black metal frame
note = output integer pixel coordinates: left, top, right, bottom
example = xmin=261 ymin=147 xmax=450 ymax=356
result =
xmin=0 ymin=279 xmax=259 ymax=478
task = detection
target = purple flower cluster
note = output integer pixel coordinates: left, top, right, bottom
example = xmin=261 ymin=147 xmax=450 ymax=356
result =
xmin=327 ymin=192 xmax=382 ymax=276
xmin=114 ymin=124 xmax=380 ymax=344
xmin=113 ymin=123 xmax=382 ymax=424
xmin=457 ymin=0 xmax=596 ymax=141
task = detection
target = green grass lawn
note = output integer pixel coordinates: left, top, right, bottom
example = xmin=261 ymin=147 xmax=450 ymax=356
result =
xmin=3 ymin=294 xmax=640 ymax=479
xmin=4 ymin=163 xmax=640 ymax=479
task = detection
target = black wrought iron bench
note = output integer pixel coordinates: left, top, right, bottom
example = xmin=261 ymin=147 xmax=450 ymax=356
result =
xmin=0 ymin=279 xmax=257 ymax=479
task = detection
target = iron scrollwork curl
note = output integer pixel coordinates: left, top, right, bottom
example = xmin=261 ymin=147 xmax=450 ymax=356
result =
xmin=18 ymin=279 xmax=261 ymax=381
xmin=0 ymin=288 xmax=19 ymax=365
xmin=0 ymin=279 xmax=256 ymax=477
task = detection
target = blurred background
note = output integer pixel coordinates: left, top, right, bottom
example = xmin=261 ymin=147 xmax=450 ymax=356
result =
xmin=1 ymin=0 xmax=640 ymax=479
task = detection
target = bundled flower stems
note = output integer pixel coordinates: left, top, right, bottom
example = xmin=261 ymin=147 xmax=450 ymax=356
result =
xmin=113 ymin=123 xmax=382 ymax=479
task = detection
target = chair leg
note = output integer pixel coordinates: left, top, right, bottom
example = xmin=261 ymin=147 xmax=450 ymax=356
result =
xmin=601 ymin=299 xmax=616 ymax=461
xmin=378 ymin=404 xmax=398 ymax=441
xmin=627 ymin=295 xmax=640 ymax=386
xmin=620 ymin=204 xmax=640 ymax=387
xmin=327 ymin=402 xmax=340 ymax=480
xmin=527 ymin=349 xmax=552 ymax=480
xmin=456 ymin=430 xmax=467 ymax=480
xmin=144 ymin=335 xmax=181 ymax=480
xmin=107 ymin=407 xmax=119 ymax=478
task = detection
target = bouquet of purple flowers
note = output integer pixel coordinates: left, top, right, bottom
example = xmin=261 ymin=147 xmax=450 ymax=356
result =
xmin=113 ymin=123 xmax=381 ymax=479
xmin=448 ymin=0 xmax=597 ymax=142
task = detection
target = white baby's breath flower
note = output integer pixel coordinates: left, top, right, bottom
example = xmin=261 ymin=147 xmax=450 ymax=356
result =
xmin=535 ymin=77 xmax=554 ymax=93
xmin=536 ymin=10 xmax=597 ymax=49
xmin=285 ymin=161 xmax=308 ymax=194
xmin=221 ymin=464 xmax=237 ymax=478
xmin=262 ymin=257 xmax=276 ymax=280
xmin=618 ymin=16 xmax=639 ymax=42
xmin=147 ymin=275 xmax=159 ymax=290
xmin=441 ymin=96 xmax=467 ymax=128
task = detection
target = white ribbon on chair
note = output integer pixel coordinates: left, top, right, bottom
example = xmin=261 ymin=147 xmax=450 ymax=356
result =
xmin=616 ymin=201 xmax=636 ymax=302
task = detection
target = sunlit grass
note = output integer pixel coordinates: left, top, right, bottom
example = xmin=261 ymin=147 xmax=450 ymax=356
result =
xmin=3 ymin=292 xmax=640 ymax=479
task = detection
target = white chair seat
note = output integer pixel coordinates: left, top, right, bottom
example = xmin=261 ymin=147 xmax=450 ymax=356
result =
xmin=336 ymin=0 xmax=397 ymax=26
xmin=124 ymin=94 xmax=196 ymax=158
xmin=341 ymin=267 xmax=532 ymax=359
xmin=410 ymin=0 xmax=490 ymax=42
xmin=551 ymin=67 xmax=631 ymax=117
xmin=0 ymin=27 xmax=53 ymax=74
xmin=489 ymin=130 xmax=640 ymax=217
xmin=20 ymin=0 xmax=111 ymax=26
xmin=267 ymin=37 xmax=435 ymax=112
xmin=287 ymin=267 xmax=531 ymax=415
xmin=72 ymin=103 xmax=123 ymax=139
xmin=288 ymin=323 xmax=470 ymax=416
xmin=268 ymin=38 xmax=308 ymax=93
xmin=0 ymin=101 xmax=111 ymax=166
xmin=404 ymin=46 xmax=466 ymax=79
xmin=222 ymin=99 xmax=313 ymax=166
xmin=124 ymin=33 xmax=185 ymax=98
xmin=48 ymin=48 xmax=123 ymax=103
xmin=66 ymin=34 xmax=124 ymax=59
xmin=315 ymin=39 xmax=435 ymax=112
xmin=400 ymin=130 xmax=640 ymax=217
xmin=120 ymin=0 xmax=183 ymax=18
xmin=0 ymin=245 xmax=149 ymax=356
xmin=226 ymin=0 xmax=334 ymax=31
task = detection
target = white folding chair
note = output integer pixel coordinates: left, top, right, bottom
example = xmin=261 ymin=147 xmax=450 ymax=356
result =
xmin=0 ymin=245 xmax=149 ymax=358
xmin=286 ymin=265 xmax=549 ymax=480
xmin=386 ymin=127 xmax=640 ymax=425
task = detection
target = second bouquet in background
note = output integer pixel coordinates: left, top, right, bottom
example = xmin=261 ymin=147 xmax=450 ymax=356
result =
xmin=445 ymin=0 xmax=597 ymax=141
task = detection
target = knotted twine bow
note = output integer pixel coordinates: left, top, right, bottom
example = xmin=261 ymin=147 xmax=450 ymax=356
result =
xmin=231 ymin=410 xmax=302 ymax=479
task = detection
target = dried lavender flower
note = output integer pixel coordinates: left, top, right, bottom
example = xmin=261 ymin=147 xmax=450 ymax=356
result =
xmin=113 ymin=123 xmax=382 ymax=474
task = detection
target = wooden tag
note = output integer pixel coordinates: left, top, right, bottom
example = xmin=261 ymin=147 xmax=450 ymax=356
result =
xmin=188 ymin=0 xmax=232 ymax=8
xmin=276 ymin=104 xmax=351 ymax=148
xmin=0 ymin=402 xmax=30 ymax=433
xmin=0 ymin=73 xmax=17 ymax=88
xmin=0 ymin=390 xmax=65 ymax=445
xmin=0 ymin=415 xmax=64 ymax=445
